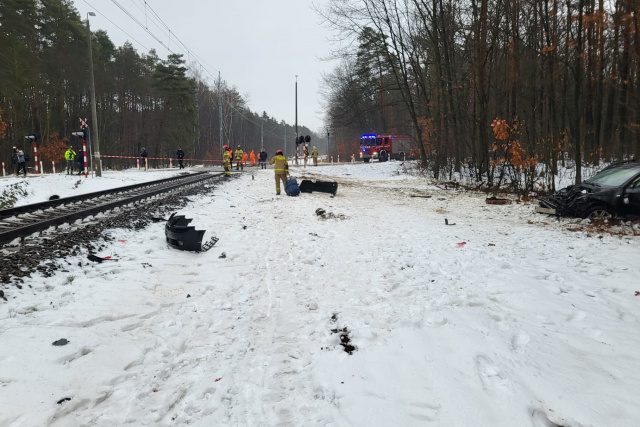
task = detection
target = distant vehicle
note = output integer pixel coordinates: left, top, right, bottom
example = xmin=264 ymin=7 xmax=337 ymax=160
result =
xmin=359 ymin=134 xmax=413 ymax=162
xmin=536 ymin=160 xmax=640 ymax=219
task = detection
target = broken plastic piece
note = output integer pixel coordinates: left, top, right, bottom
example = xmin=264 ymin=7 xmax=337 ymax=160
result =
xmin=165 ymin=212 xmax=218 ymax=252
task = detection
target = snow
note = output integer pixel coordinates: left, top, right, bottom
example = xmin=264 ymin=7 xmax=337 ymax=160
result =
xmin=1 ymin=162 xmax=639 ymax=426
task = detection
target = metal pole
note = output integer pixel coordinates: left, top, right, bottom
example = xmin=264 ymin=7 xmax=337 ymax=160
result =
xmin=327 ymin=131 xmax=330 ymax=161
xmin=261 ymin=116 xmax=263 ymax=150
xmin=218 ymin=72 xmax=223 ymax=158
xmin=87 ymin=12 xmax=102 ymax=177
xmin=284 ymin=124 xmax=286 ymax=157
xmin=295 ymin=75 xmax=298 ymax=165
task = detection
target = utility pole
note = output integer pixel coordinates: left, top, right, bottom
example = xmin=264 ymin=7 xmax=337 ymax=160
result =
xmin=284 ymin=123 xmax=286 ymax=157
xmin=218 ymin=72 xmax=223 ymax=157
xmin=86 ymin=12 xmax=101 ymax=177
xmin=261 ymin=116 xmax=264 ymax=150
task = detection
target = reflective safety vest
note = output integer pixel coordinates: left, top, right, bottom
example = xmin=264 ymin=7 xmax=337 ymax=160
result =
xmin=235 ymin=149 xmax=244 ymax=160
xmin=269 ymin=155 xmax=288 ymax=173
xmin=223 ymin=150 xmax=231 ymax=163
xmin=312 ymin=148 xmax=318 ymax=158
xmin=65 ymin=149 xmax=76 ymax=161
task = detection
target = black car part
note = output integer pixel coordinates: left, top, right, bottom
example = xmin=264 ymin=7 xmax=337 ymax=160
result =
xmin=300 ymin=180 xmax=338 ymax=196
xmin=165 ymin=212 xmax=218 ymax=252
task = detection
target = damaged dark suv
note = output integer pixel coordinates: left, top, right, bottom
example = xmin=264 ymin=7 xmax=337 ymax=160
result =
xmin=537 ymin=160 xmax=640 ymax=219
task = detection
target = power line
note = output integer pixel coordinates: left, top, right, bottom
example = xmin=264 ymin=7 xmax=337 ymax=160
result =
xmin=82 ymin=0 xmax=149 ymax=51
xmin=88 ymin=0 xmax=297 ymax=137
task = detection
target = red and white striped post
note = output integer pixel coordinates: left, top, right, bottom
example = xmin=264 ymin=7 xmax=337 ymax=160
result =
xmin=39 ymin=161 xmax=43 ymax=174
xmin=33 ymin=142 xmax=39 ymax=174
xmin=2 ymin=162 xmax=5 ymax=177
xmin=144 ymin=158 xmax=148 ymax=171
xmin=169 ymin=158 xmax=172 ymax=168
xmin=83 ymin=142 xmax=88 ymax=177
xmin=330 ymin=156 xmax=333 ymax=163
xmin=136 ymin=159 xmax=140 ymax=170
xmin=52 ymin=161 xmax=56 ymax=174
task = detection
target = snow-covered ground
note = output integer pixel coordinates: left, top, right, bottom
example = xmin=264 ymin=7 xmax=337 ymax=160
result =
xmin=1 ymin=162 xmax=639 ymax=426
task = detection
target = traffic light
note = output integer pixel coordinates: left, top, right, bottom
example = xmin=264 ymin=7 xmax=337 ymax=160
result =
xmin=72 ymin=127 xmax=89 ymax=140
xmin=305 ymin=135 xmax=311 ymax=143
xmin=297 ymin=136 xmax=305 ymax=145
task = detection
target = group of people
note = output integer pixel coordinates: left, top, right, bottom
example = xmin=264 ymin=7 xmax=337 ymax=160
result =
xmin=64 ymin=146 xmax=85 ymax=175
xmin=302 ymin=146 xmax=319 ymax=167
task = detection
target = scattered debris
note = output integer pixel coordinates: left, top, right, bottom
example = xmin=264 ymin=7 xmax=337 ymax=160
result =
xmin=141 ymin=262 xmax=152 ymax=268
xmin=52 ymin=338 xmax=69 ymax=346
xmin=457 ymin=242 xmax=466 ymax=247
xmin=0 ymin=289 xmax=5 ymax=301
xmin=635 ymin=291 xmax=639 ymax=296
xmin=445 ymin=218 xmax=456 ymax=226
xmin=49 ymin=195 xmax=60 ymax=201
xmin=151 ymin=217 xmax=168 ymax=222
xmin=315 ymin=208 xmax=326 ymax=216
xmin=87 ymin=254 xmax=118 ymax=263
xmin=488 ymin=243 xmax=496 ymax=247
xmin=215 ymin=377 xmax=222 ymax=382
xmin=56 ymin=397 xmax=71 ymax=405
xmin=165 ymin=213 xmax=218 ymax=252
xmin=329 ymin=314 xmax=356 ymax=355
xmin=187 ymin=294 xmax=191 ymax=298
xmin=486 ymin=197 xmax=511 ymax=205
xmin=410 ymin=194 xmax=432 ymax=199
xmin=242 ymin=225 xmax=247 ymax=230
xmin=218 ymin=252 xmax=226 ymax=259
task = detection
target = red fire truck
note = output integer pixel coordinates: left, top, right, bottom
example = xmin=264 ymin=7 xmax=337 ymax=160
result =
xmin=359 ymin=134 xmax=413 ymax=162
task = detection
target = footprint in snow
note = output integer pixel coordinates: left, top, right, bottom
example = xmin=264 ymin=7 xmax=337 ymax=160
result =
xmin=511 ymin=331 xmax=530 ymax=354
xmin=476 ymin=355 xmax=511 ymax=394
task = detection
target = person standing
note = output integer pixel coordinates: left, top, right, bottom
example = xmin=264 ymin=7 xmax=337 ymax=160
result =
xmin=312 ymin=146 xmax=319 ymax=166
xmin=242 ymin=151 xmax=248 ymax=168
xmin=250 ymin=150 xmax=256 ymax=167
xmin=176 ymin=147 xmax=185 ymax=169
xmin=303 ymin=146 xmax=309 ymax=168
xmin=222 ymin=145 xmax=231 ymax=177
xmin=65 ymin=146 xmax=76 ymax=174
xmin=259 ymin=148 xmax=268 ymax=169
xmin=234 ymin=145 xmax=244 ymax=171
xmin=76 ymin=147 xmax=85 ymax=175
xmin=269 ymin=149 xmax=289 ymax=195
xmin=13 ymin=148 xmax=27 ymax=177
xmin=140 ymin=147 xmax=148 ymax=170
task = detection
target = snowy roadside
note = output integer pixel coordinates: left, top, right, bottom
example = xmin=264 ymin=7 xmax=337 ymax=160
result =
xmin=1 ymin=162 xmax=639 ymax=426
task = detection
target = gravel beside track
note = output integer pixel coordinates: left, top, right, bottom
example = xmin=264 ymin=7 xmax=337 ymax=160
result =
xmin=0 ymin=174 xmax=231 ymax=288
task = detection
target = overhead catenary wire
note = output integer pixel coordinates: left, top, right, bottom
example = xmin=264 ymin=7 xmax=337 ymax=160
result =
xmin=83 ymin=0 xmax=305 ymax=141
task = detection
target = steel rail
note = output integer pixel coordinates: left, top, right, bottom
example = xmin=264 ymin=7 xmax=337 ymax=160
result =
xmin=0 ymin=172 xmax=222 ymax=245
xmin=0 ymin=172 xmax=210 ymax=220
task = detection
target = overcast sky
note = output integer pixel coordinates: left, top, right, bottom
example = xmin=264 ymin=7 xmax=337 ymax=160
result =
xmin=72 ymin=0 xmax=338 ymax=133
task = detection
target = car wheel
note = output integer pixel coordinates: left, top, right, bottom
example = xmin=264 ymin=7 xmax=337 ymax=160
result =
xmin=363 ymin=158 xmax=370 ymax=163
xmin=584 ymin=205 xmax=613 ymax=220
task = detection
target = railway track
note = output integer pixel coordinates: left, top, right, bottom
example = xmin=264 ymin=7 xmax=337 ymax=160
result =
xmin=0 ymin=171 xmax=223 ymax=245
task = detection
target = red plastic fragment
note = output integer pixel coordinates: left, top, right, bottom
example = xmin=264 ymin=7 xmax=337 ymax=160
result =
xmin=457 ymin=242 xmax=466 ymax=247
xmin=215 ymin=377 xmax=222 ymax=382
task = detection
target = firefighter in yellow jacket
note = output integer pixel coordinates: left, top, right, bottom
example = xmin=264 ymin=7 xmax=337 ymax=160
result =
xmin=234 ymin=145 xmax=244 ymax=170
xmin=311 ymin=146 xmax=319 ymax=166
xmin=269 ymin=149 xmax=289 ymax=195
xmin=222 ymin=145 xmax=231 ymax=177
